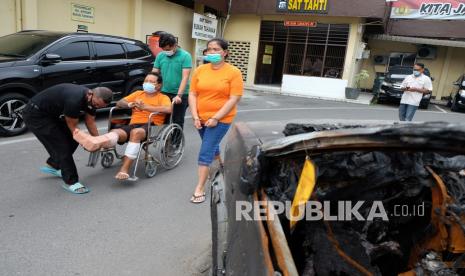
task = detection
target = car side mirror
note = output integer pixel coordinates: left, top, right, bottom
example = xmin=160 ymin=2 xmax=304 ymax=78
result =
xmin=42 ymin=54 xmax=62 ymax=64
xmin=453 ymin=81 xmax=460 ymax=86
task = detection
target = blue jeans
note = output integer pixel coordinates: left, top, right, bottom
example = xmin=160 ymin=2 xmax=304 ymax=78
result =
xmin=399 ymin=104 xmax=418 ymax=121
xmin=197 ymin=122 xmax=231 ymax=166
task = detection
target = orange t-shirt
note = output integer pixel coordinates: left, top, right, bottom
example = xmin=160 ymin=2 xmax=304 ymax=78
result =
xmin=190 ymin=63 xmax=244 ymax=124
xmin=123 ymin=90 xmax=171 ymax=125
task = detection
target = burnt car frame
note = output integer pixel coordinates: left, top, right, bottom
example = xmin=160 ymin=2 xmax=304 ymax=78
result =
xmin=211 ymin=120 xmax=465 ymax=275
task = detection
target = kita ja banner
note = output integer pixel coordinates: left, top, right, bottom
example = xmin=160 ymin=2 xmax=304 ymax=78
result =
xmin=391 ymin=0 xmax=465 ymax=20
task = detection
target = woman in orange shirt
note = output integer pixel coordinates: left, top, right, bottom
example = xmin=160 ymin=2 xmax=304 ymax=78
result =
xmin=189 ymin=38 xmax=244 ymax=203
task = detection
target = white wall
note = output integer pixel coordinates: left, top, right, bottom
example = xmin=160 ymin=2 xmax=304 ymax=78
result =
xmin=0 ymin=0 xmax=18 ymax=36
xmin=282 ymin=75 xmax=348 ymax=100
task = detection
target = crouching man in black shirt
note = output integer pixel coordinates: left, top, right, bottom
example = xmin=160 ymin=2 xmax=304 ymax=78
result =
xmin=23 ymin=84 xmax=112 ymax=194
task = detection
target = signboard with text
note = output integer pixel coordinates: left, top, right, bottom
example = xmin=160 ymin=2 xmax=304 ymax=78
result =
xmin=277 ymin=0 xmax=329 ymax=13
xmin=391 ymin=0 xmax=465 ymax=20
xmin=71 ymin=3 xmax=95 ymax=23
xmin=192 ymin=13 xmax=218 ymax=40
xmin=284 ymin=21 xmax=317 ymax=27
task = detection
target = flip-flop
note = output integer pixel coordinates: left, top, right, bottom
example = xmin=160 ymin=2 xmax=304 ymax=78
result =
xmin=190 ymin=193 xmax=206 ymax=204
xmin=115 ymin=172 xmax=130 ymax=180
xmin=40 ymin=166 xmax=62 ymax=178
xmin=61 ymin=182 xmax=90 ymax=194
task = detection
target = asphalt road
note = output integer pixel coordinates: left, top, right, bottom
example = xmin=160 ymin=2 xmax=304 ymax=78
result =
xmin=1 ymin=91 xmax=464 ymax=276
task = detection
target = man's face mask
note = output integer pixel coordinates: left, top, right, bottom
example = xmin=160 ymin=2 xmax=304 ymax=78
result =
xmin=143 ymin=82 xmax=156 ymax=94
xmin=164 ymin=50 xmax=175 ymax=56
xmin=204 ymin=53 xmax=222 ymax=64
xmin=413 ymin=70 xmax=421 ymax=77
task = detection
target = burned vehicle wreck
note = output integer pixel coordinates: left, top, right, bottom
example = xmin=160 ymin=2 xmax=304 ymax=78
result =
xmin=211 ymin=121 xmax=465 ymax=276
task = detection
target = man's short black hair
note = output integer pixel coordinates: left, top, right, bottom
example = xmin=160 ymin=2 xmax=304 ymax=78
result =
xmin=159 ymin=33 xmax=177 ymax=48
xmin=146 ymin=72 xmax=163 ymax=84
xmin=92 ymin=87 xmax=113 ymax=104
xmin=153 ymin=31 xmax=166 ymax=37
xmin=414 ymin=62 xmax=425 ymax=69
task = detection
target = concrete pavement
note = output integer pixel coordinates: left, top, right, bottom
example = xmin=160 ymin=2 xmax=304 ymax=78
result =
xmin=0 ymin=90 xmax=464 ymax=275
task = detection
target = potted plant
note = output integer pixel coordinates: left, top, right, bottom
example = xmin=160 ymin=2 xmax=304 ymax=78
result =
xmin=346 ymin=70 xmax=369 ymax=100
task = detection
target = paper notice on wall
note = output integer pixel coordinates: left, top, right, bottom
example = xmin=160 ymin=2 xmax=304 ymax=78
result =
xmin=265 ymin=45 xmax=274 ymax=55
xmin=263 ymin=55 xmax=272 ymax=65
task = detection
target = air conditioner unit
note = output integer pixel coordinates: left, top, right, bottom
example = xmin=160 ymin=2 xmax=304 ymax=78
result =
xmin=417 ymin=46 xmax=437 ymax=59
xmin=373 ymin=55 xmax=388 ymax=65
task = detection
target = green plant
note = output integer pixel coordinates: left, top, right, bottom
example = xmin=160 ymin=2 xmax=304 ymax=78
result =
xmin=354 ymin=70 xmax=370 ymax=89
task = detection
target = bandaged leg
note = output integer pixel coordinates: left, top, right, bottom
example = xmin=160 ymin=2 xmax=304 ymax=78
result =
xmin=124 ymin=142 xmax=140 ymax=160
xmin=73 ymin=129 xmax=119 ymax=152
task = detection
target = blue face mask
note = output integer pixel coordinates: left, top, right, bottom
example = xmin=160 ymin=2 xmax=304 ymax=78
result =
xmin=413 ymin=70 xmax=421 ymax=77
xmin=143 ymin=82 xmax=156 ymax=94
xmin=203 ymin=54 xmax=222 ymax=64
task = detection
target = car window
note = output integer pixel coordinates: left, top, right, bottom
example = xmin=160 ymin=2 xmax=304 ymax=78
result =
xmin=126 ymin=44 xmax=149 ymax=59
xmin=95 ymin=42 xmax=126 ymax=59
xmin=52 ymin=42 xmax=90 ymax=61
xmin=0 ymin=33 xmax=61 ymax=58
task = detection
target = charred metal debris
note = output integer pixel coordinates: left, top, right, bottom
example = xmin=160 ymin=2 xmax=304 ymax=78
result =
xmin=244 ymin=123 xmax=465 ymax=275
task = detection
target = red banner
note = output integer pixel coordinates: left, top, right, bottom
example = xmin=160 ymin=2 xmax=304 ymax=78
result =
xmin=390 ymin=0 xmax=465 ymax=20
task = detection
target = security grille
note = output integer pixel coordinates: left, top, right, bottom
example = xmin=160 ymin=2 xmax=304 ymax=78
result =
xmin=259 ymin=21 xmax=349 ymax=78
xmin=227 ymin=41 xmax=251 ymax=82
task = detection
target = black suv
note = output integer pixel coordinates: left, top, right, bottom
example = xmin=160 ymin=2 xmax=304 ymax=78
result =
xmin=378 ymin=66 xmax=432 ymax=109
xmin=0 ymin=30 xmax=154 ymax=136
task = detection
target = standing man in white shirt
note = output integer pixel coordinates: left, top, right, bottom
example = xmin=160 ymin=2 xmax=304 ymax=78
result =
xmin=399 ymin=63 xmax=433 ymax=121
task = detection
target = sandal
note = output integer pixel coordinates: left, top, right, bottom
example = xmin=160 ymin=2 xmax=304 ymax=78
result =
xmin=190 ymin=193 xmax=206 ymax=204
xmin=115 ymin=171 xmax=130 ymax=180
xmin=61 ymin=182 xmax=90 ymax=194
xmin=40 ymin=166 xmax=62 ymax=178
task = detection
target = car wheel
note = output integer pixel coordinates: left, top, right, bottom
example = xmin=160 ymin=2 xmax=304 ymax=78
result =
xmin=0 ymin=93 xmax=29 ymax=137
xmin=451 ymin=100 xmax=459 ymax=112
xmin=446 ymin=97 xmax=452 ymax=108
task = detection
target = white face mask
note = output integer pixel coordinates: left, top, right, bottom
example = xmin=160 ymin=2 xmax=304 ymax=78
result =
xmin=164 ymin=50 xmax=175 ymax=56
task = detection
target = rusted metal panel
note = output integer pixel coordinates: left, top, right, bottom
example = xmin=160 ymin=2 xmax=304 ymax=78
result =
xmin=262 ymin=190 xmax=299 ymax=276
xmin=260 ymin=122 xmax=465 ymax=157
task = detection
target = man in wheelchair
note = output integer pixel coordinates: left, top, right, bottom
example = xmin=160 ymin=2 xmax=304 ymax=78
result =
xmin=74 ymin=72 xmax=172 ymax=180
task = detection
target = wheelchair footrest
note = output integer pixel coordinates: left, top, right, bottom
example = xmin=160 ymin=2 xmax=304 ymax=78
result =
xmin=87 ymin=151 xmax=100 ymax=167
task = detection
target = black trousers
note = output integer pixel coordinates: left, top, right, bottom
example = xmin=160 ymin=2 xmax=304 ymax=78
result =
xmin=162 ymin=93 xmax=188 ymax=129
xmin=23 ymin=104 xmax=79 ymax=184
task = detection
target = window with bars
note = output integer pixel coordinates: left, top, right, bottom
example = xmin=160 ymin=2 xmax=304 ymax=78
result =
xmin=259 ymin=21 xmax=349 ymax=79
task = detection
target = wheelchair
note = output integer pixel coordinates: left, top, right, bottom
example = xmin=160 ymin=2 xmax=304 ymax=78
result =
xmin=87 ymin=104 xmax=184 ymax=181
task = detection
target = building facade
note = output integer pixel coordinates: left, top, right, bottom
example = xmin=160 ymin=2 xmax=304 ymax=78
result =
xmin=2 ymin=0 xmax=464 ymax=100
xmin=1 ymin=0 xmax=198 ymax=58
xmin=360 ymin=0 xmax=465 ymax=100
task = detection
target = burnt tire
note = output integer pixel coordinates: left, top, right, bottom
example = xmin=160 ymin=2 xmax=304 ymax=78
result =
xmin=0 ymin=93 xmax=29 ymax=137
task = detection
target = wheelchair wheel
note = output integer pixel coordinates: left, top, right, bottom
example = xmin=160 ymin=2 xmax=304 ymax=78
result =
xmin=101 ymin=152 xmax=114 ymax=168
xmin=145 ymin=161 xmax=158 ymax=178
xmin=153 ymin=124 xmax=184 ymax=170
